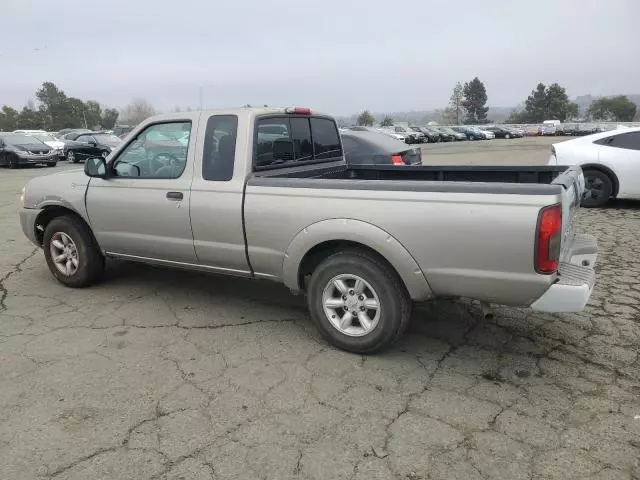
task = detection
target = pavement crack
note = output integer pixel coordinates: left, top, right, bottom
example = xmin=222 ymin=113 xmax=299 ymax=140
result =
xmin=0 ymin=247 xmax=39 ymax=312
xmin=47 ymin=446 xmax=119 ymax=478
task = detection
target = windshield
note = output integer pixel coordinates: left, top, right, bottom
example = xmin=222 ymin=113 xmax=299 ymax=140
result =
xmin=1 ymin=134 xmax=42 ymax=145
xmin=93 ymin=134 xmax=121 ymax=144
xmin=30 ymin=133 xmax=57 ymax=142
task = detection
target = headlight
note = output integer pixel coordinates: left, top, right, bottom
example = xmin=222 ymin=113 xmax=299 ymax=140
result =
xmin=20 ymin=186 xmax=26 ymax=207
xmin=17 ymin=150 xmax=31 ymax=157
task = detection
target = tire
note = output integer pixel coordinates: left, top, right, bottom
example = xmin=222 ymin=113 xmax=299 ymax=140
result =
xmin=307 ymin=249 xmax=412 ymax=353
xmin=43 ymin=215 xmax=105 ymax=288
xmin=67 ymin=151 xmax=78 ymax=163
xmin=8 ymin=156 xmax=17 ymax=169
xmin=581 ymin=169 xmax=613 ymax=208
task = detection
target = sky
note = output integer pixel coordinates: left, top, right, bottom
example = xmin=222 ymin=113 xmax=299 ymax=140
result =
xmin=1 ymin=0 xmax=639 ymax=116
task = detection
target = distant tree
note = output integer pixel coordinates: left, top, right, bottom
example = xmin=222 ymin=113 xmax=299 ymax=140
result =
xmin=380 ymin=116 xmax=394 ymax=127
xmin=448 ymin=82 xmax=466 ymax=125
xmin=504 ymin=109 xmax=529 ymax=124
xmin=121 ymin=99 xmax=156 ymax=125
xmin=0 ymin=106 xmax=20 ymax=131
xmin=356 ymin=110 xmax=375 ymax=126
xmin=587 ymin=96 xmax=637 ymax=122
xmin=17 ymin=105 xmax=45 ymax=129
xmin=35 ymin=82 xmax=69 ymax=130
xmin=101 ymin=108 xmax=119 ymax=129
xmin=84 ymin=100 xmax=103 ymax=129
xmin=462 ymin=77 xmax=489 ymax=124
xmin=522 ymin=83 xmax=577 ymax=122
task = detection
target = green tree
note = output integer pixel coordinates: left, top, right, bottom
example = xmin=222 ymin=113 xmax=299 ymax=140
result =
xmin=102 ymin=108 xmax=119 ymax=129
xmin=587 ymin=96 xmax=637 ymax=122
xmin=449 ymin=82 xmax=465 ymax=125
xmin=0 ymin=106 xmax=20 ymax=131
xmin=523 ymin=83 xmax=577 ymax=122
xmin=380 ymin=116 xmax=394 ymax=127
xmin=35 ymin=81 xmax=68 ymax=130
xmin=462 ymin=77 xmax=489 ymax=124
xmin=16 ymin=105 xmax=45 ymax=129
xmin=84 ymin=100 xmax=103 ymax=129
xmin=356 ymin=110 xmax=375 ymax=126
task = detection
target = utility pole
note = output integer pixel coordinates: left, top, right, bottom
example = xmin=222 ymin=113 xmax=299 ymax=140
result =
xmin=82 ymin=111 xmax=88 ymax=128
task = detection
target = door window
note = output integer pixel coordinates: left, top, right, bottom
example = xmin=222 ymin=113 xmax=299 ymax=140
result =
xmin=112 ymin=121 xmax=191 ymax=178
xmin=202 ymin=115 xmax=238 ymax=181
xmin=76 ymin=134 xmax=92 ymax=143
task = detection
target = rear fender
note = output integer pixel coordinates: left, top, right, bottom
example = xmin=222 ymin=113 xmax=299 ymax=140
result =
xmin=282 ymin=218 xmax=432 ymax=301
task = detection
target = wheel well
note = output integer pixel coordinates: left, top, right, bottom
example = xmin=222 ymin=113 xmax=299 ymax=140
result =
xmin=297 ymin=240 xmax=405 ymax=292
xmin=582 ymin=164 xmax=619 ymax=198
xmin=34 ymin=206 xmax=85 ymax=246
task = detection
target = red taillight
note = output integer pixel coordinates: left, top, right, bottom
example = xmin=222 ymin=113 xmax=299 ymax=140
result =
xmin=535 ymin=204 xmax=562 ymax=274
xmin=391 ymin=154 xmax=405 ymax=165
xmin=285 ymin=107 xmax=311 ymax=115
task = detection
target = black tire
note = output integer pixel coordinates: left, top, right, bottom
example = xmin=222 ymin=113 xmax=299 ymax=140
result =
xmin=67 ymin=151 xmax=79 ymax=163
xmin=307 ymin=249 xmax=412 ymax=353
xmin=43 ymin=215 xmax=105 ymax=288
xmin=582 ymin=169 xmax=613 ymax=208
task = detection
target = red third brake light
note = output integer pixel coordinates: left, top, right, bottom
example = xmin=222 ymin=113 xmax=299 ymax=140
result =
xmin=535 ymin=204 xmax=562 ymax=274
xmin=391 ymin=155 xmax=405 ymax=165
xmin=285 ymin=107 xmax=312 ymax=115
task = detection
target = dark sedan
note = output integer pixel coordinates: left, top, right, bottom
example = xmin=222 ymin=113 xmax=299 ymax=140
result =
xmin=64 ymin=132 xmax=122 ymax=163
xmin=410 ymin=126 xmax=439 ymax=143
xmin=452 ymin=126 xmax=485 ymax=140
xmin=341 ymin=130 xmax=422 ymax=165
xmin=484 ymin=126 xmax=521 ymax=139
xmin=0 ymin=133 xmax=58 ymax=168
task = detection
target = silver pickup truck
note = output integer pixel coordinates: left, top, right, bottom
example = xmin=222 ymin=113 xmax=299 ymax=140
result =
xmin=19 ymin=107 xmax=597 ymax=353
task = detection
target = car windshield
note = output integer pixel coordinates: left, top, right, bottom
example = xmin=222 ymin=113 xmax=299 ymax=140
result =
xmin=1 ymin=134 xmax=42 ymax=145
xmin=93 ymin=134 xmax=121 ymax=144
xmin=30 ymin=133 xmax=57 ymax=142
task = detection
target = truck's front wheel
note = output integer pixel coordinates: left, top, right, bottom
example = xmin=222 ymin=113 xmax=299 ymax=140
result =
xmin=307 ymin=250 xmax=411 ymax=353
xmin=43 ymin=215 xmax=105 ymax=288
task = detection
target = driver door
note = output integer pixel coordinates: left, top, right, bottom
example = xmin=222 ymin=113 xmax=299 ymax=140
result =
xmin=85 ymin=120 xmax=198 ymax=264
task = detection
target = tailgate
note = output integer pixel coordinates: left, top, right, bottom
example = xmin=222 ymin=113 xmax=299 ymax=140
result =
xmin=551 ymin=166 xmax=585 ymax=263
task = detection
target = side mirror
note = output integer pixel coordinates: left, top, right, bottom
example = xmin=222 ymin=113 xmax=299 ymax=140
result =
xmin=84 ymin=157 xmax=108 ymax=178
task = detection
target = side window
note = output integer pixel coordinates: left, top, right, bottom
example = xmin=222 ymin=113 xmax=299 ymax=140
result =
xmin=289 ymin=117 xmax=313 ymax=161
xmin=595 ymin=132 xmax=640 ymax=151
xmin=202 ymin=115 xmax=238 ymax=181
xmin=112 ymin=121 xmax=191 ymax=179
xmin=310 ymin=118 xmax=342 ymax=160
xmin=256 ymin=118 xmax=291 ymax=166
xmin=77 ymin=135 xmax=90 ymax=143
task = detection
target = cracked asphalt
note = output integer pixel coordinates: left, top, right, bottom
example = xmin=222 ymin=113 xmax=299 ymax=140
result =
xmin=1 ymin=156 xmax=640 ymax=479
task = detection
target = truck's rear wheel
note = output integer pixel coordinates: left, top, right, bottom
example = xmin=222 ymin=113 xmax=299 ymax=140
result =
xmin=43 ymin=215 xmax=104 ymax=288
xmin=582 ymin=169 xmax=612 ymax=208
xmin=307 ymin=249 xmax=411 ymax=353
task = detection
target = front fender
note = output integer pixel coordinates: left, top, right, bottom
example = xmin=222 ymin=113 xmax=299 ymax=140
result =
xmin=282 ymin=218 xmax=432 ymax=301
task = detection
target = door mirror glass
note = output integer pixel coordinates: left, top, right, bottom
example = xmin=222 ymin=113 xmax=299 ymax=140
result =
xmin=84 ymin=157 xmax=107 ymax=178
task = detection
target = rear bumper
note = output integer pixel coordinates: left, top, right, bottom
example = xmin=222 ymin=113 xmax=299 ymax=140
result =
xmin=531 ymin=233 xmax=597 ymax=312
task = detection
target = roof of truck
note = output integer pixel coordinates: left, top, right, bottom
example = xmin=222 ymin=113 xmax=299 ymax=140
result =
xmin=147 ymin=107 xmax=330 ymax=122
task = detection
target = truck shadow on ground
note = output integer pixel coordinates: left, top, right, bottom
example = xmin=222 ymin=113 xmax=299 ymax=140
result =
xmin=103 ymin=259 xmax=559 ymax=362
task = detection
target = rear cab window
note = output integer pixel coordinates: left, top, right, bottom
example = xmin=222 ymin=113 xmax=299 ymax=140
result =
xmin=254 ymin=114 xmax=342 ymax=169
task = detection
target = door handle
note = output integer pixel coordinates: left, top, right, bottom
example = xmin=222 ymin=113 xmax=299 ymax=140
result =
xmin=166 ymin=191 xmax=183 ymax=201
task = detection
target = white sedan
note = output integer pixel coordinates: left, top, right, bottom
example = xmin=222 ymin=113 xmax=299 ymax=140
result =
xmin=549 ymin=126 xmax=640 ymax=207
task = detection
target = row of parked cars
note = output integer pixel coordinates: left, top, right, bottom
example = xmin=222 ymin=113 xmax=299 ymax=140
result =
xmin=345 ymin=124 xmax=525 ymax=144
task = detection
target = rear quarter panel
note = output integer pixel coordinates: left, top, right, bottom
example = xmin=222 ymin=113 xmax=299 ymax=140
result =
xmin=244 ymin=183 xmax=562 ymax=305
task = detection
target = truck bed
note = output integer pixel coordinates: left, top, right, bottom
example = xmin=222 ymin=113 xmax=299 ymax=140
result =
xmin=250 ymin=161 xmax=580 ymax=196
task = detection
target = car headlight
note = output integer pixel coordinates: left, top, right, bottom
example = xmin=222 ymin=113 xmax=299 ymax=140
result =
xmin=20 ymin=186 xmax=26 ymax=207
xmin=17 ymin=150 xmax=31 ymax=157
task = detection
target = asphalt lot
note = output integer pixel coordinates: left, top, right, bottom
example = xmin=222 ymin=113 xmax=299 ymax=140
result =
xmin=1 ymin=137 xmax=639 ymax=480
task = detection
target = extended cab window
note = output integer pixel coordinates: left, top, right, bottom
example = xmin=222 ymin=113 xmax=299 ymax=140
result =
xmin=112 ymin=121 xmax=191 ymax=179
xmin=202 ymin=115 xmax=238 ymax=181
xmin=594 ymin=131 xmax=640 ymax=151
xmin=254 ymin=116 xmax=342 ymax=167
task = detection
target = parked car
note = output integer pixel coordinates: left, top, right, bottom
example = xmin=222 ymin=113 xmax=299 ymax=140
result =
xmin=433 ymin=127 xmax=456 ymax=142
xmin=64 ymin=132 xmax=123 ymax=163
xmin=440 ymin=127 xmax=466 ymax=141
xmin=525 ymin=125 xmax=541 ymax=136
xmin=410 ymin=126 xmax=439 ymax=143
xmin=479 ymin=129 xmax=496 ymax=139
xmin=549 ymin=126 xmax=640 ymax=207
xmin=19 ymin=107 xmax=597 ymax=353
xmin=341 ymin=130 xmax=421 ymax=165
xmin=484 ymin=126 xmax=520 ymax=139
xmin=20 ymin=132 xmax=66 ymax=159
xmin=452 ymin=126 xmax=484 ymax=140
xmin=574 ymin=124 xmax=599 ymax=136
xmin=0 ymin=133 xmax=58 ymax=168
xmin=539 ymin=125 xmax=557 ymax=136
xmin=392 ymin=125 xmax=425 ymax=144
